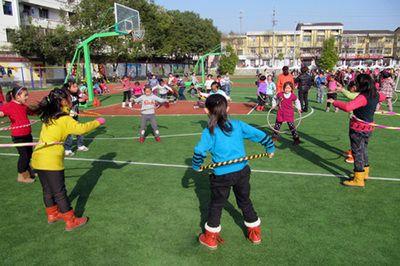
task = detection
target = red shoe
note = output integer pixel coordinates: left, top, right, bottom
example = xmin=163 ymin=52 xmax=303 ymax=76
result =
xmin=199 ymin=225 xmax=224 ymax=250
xmin=261 ymin=106 xmax=266 ymax=111
xmin=345 ymin=156 xmax=354 ymax=163
xmin=245 ymin=219 xmax=261 ymax=245
xmin=139 ymin=137 xmax=144 ymax=143
xmin=165 ymin=103 xmax=170 ymax=109
xmin=45 ymin=205 xmax=63 ymax=224
xmin=247 ymin=226 xmax=261 ymax=245
xmin=256 ymin=105 xmax=261 ymax=111
xmin=155 ymin=136 xmax=161 ymax=142
xmin=62 ymin=209 xmax=88 ymax=231
xmin=343 ymin=149 xmax=352 ymax=157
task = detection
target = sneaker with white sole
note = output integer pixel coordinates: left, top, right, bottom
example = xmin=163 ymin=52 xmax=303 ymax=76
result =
xmin=77 ymin=146 xmax=89 ymax=151
xmin=65 ymin=150 xmax=75 ymax=156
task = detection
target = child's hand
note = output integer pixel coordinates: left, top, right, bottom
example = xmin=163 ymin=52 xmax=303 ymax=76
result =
xmin=196 ymin=169 xmax=203 ymax=172
xmin=129 ymin=98 xmax=134 ymax=102
xmin=297 ymin=109 xmax=302 ymax=114
xmin=267 ymin=153 xmax=274 ymax=158
xmin=326 ymin=99 xmax=335 ymax=103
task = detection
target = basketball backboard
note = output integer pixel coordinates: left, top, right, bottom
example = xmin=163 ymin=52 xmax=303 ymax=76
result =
xmin=114 ymin=2 xmax=141 ymax=36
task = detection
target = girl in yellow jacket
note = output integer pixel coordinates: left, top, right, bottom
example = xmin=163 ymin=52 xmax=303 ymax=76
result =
xmin=32 ymin=88 xmax=105 ymax=231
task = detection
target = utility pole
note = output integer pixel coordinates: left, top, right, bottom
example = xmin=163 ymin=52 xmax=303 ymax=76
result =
xmin=239 ymin=10 xmax=243 ymax=34
xmin=293 ymin=21 xmax=297 ymax=67
xmin=272 ymin=8 xmax=276 ymax=67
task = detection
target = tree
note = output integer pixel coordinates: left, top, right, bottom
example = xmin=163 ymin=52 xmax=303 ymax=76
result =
xmin=318 ymin=36 xmax=339 ymax=71
xmin=219 ymin=44 xmax=238 ymax=75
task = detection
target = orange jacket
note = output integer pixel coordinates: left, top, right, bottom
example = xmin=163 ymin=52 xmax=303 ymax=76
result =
xmin=276 ymin=74 xmax=295 ymax=94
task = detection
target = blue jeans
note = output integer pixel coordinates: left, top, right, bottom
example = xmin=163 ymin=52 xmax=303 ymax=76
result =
xmin=316 ymin=87 xmax=325 ymax=103
xmin=178 ymin=86 xmax=186 ymax=100
xmin=64 ymin=117 xmax=84 ymax=150
xmin=225 ymin=84 xmax=232 ymax=96
xmin=350 ymin=129 xmax=373 ymax=172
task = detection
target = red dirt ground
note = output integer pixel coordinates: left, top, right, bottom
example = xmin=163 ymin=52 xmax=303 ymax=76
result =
xmin=26 ymin=83 xmax=256 ymax=116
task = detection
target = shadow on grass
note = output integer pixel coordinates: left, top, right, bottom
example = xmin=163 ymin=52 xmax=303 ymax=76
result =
xmin=68 ymin=152 xmax=128 ymax=217
xmin=181 ymin=158 xmax=247 ymax=237
xmin=275 ymin=131 xmax=350 ymax=182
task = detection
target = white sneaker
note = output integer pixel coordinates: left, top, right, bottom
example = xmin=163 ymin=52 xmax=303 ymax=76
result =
xmin=128 ymin=103 xmax=132 ymax=108
xmin=65 ymin=150 xmax=75 ymax=156
xmin=77 ymin=146 xmax=89 ymax=151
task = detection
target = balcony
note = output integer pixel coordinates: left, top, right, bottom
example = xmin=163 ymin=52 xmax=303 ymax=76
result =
xmin=20 ymin=13 xmax=65 ymax=29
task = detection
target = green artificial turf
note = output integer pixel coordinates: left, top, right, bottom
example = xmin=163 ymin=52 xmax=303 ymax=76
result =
xmin=1 ymin=78 xmax=399 ymax=265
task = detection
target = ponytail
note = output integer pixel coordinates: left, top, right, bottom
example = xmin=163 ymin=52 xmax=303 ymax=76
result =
xmin=6 ymin=86 xmax=27 ymax=102
xmin=205 ymin=94 xmax=232 ymax=135
xmin=32 ymin=88 xmax=69 ymax=125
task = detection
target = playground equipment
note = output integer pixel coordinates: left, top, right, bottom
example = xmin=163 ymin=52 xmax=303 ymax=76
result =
xmin=190 ymin=43 xmax=230 ymax=86
xmin=65 ymin=3 xmax=144 ymax=104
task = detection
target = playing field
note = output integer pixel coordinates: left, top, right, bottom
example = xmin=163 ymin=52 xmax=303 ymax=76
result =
xmin=1 ymin=77 xmax=399 ymax=265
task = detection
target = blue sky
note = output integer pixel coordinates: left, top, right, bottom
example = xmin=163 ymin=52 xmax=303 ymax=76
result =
xmin=154 ymin=0 xmax=400 ymax=33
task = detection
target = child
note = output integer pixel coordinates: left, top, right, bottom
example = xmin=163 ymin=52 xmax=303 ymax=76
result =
xmin=223 ymin=72 xmax=233 ymax=96
xmin=376 ymin=70 xmax=395 ymax=112
xmin=204 ymin=74 xmax=214 ymax=93
xmin=327 ymin=74 xmax=386 ymax=188
xmin=147 ymin=74 xmax=159 ymax=93
xmin=256 ymin=75 xmax=267 ymax=111
xmin=270 ymin=82 xmax=302 ymax=145
xmin=337 ymin=81 xmax=359 ymax=163
xmin=131 ymin=81 xmax=144 ymax=103
xmin=31 ymin=88 xmax=104 ymax=230
xmin=0 ymin=85 xmax=4 ymax=107
xmin=326 ymin=76 xmax=339 ymax=113
xmin=315 ymin=72 xmax=327 ymax=103
xmin=193 ymin=87 xmax=206 ymax=109
xmin=121 ymin=75 xmax=131 ymax=108
xmin=63 ymin=81 xmax=90 ymax=156
xmin=167 ymin=73 xmax=177 ymax=88
xmin=191 ymin=72 xmax=199 ymax=87
xmin=265 ymin=75 xmax=276 ymax=106
xmin=187 ymin=83 xmax=200 ymax=98
xmin=199 ymin=82 xmax=231 ymax=102
xmin=131 ymin=85 xmax=169 ymax=143
xmin=0 ymin=87 xmax=36 ymax=183
xmin=176 ymin=75 xmax=187 ymax=100
xmin=152 ymin=79 xmax=175 ymax=100
xmin=100 ymin=82 xmax=109 ymax=93
xmin=192 ymin=94 xmax=275 ymax=250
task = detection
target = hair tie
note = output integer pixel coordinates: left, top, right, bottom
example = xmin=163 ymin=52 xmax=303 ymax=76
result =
xmin=47 ymin=96 xmax=51 ymax=103
xmin=16 ymin=87 xmax=24 ymax=96
xmin=216 ymin=101 xmax=220 ymax=105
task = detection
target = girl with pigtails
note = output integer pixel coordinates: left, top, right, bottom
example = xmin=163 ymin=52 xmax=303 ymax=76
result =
xmin=31 ymin=88 xmax=105 ymax=231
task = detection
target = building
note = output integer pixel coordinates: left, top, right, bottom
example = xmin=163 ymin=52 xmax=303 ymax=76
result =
xmin=222 ymin=22 xmax=400 ymax=70
xmin=0 ymin=0 xmax=76 ymax=61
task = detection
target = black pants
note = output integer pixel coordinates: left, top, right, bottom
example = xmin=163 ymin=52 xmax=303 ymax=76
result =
xmin=298 ymin=89 xmax=309 ymax=112
xmin=349 ymin=129 xmax=372 ymax=172
xmin=326 ymin=93 xmax=337 ymax=108
xmin=12 ymin=134 xmax=33 ymax=173
xmin=272 ymin=122 xmax=299 ymax=139
xmin=37 ymin=170 xmax=71 ymax=213
xmin=207 ymin=165 xmax=258 ymax=227
xmin=123 ymin=90 xmax=131 ymax=102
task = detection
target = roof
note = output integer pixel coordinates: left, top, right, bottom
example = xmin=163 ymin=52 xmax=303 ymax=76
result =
xmin=296 ymin=22 xmax=343 ymax=30
xmin=343 ymin=30 xmax=394 ymax=35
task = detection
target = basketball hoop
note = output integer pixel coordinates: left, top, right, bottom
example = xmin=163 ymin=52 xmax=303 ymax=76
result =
xmin=130 ymin=28 xmax=145 ymax=42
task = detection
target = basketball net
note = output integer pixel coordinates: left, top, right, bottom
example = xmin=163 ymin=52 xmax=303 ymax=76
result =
xmin=130 ymin=29 xmax=145 ymax=42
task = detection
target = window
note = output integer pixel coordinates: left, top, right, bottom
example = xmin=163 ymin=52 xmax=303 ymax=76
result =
xmin=384 ymin=48 xmax=392 ymax=54
xmin=318 ymin=30 xmax=325 ymax=34
xmin=237 ymin=50 xmax=243 ymax=56
xmin=250 ymin=47 xmax=256 ymax=54
xmin=263 ymin=47 xmax=269 ymax=53
xmin=3 ymin=1 xmax=12 ymax=15
xmin=6 ymin=28 xmax=15 ymax=42
xmin=317 ymin=35 xmax=325 ymax=42
xmin=290 ymin=36 xmax=295 ymax=42
xmin=334 ymin=35 xmax=338 ymax=42
xmin=357 ymin=48 xmax=364 ymax=54
xmin=250 ymin=60 xmax=255 ymax=66
xmin=23 ymin=5 xmax=30 ymax=14
xmin=264 ymin=36 xmax=270 ymax=42
xmin=348 ymin=48 xmax=356 ymax=54
xmin=277 ymin=36 xmax=283 ymax=42
xmin=237 ymin=39 xmax=243 ymax=45
xmin=385 ymin=37 xmax=392 ymax=43
xmin=39 ymin=8 xmax=49 ymax=19
xmin=303 ymin=36 xmax=311 ymax=42
xmin=250 ymin=36 xmax=256 ymax=42
xmin=277 ymin=47 xmax=283 ymax=53
xmin=358 ymin=37 xmax=365 ymax=43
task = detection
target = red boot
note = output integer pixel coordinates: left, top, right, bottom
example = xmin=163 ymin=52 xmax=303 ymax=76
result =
xmin=62 ymin=209 xmax=88 ymax=231
xmin=45 ymin=205 xmax=63 ymax=224
xmin=199 ymin=224 xmax=225 ymax=250
xmin=139 ymin=137 xmax=145 ymax=143
xmin=245 ymin=219 xmax=261 ymax=245
xmin=155 ymin=136 xmax=161 ymax=142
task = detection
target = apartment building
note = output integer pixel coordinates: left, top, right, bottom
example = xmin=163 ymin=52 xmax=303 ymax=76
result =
xmin=222 ymin=22 xmax=400 ymax=69
xmin=0 ymin=0 xmax=75 ymax=60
